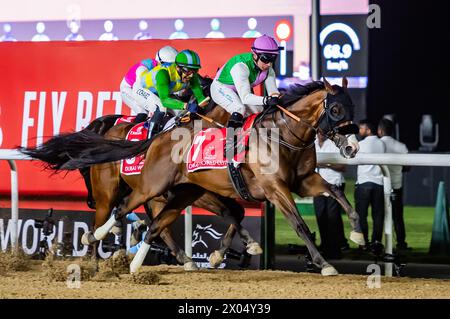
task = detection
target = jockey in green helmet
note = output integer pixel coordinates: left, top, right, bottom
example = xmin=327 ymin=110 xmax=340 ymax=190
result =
xmin=133 ymin=49 xmax=208 ymax=130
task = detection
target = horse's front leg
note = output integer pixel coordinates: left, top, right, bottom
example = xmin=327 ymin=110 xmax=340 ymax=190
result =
xmin=196 ymin=194 xmax=262 ymax=268
xmin=297 ymin=172 xmax=365 ymax=246
xmin=146 ymin=199 xmax=198 ymax=271
xmin=218 ymin=197 xmax=262 ymax=256
xmin=264 ymin=180 xmax=338 ymax=276
xmin=93 ymin=147 xmax=175 ymax=241
xmin=93 ymin=187 xmax=154 ymax=241
xmin=81 ymin=162 xmax=120 ymax=248
xmin=209 ymin=224 xmax=237 ymax=268
xmin=209 ymin=224 xmax=262 ymax=268
xmin=130 ymin=184 xmax=206 ymax=273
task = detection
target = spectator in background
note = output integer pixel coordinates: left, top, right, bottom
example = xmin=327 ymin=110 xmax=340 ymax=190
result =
xmin=31 ymin=22 xmax=50 ymax=41
xmin=313 ymin=132 xmax=349 ymax=259
xmin=206 ymin=18 xmax=225 ymax=38
xmin=65 ymin=20 xmax=84 ymax=41
xmin=355 ymin=119 xmax=386 ymax=251
xmin=134 ymin=20 xmax=152 ymax=40
xmin=0 ymin=23 xmax=17 ymax=42
xmin=169 ymin=19 xmax=189 ymax=39
xmin=242 ymin=18 xmax=262 ymax=38
xmin=99 ymin=20 xmax=118 ymax=41
xmin=378 ymin=118 xmax=410 ymax=251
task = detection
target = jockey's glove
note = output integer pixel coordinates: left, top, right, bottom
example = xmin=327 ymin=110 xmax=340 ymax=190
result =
xmin=186 ymin=101 xmax=199 ymax=113
xmin=263 ymin=95 xmax=280 ymax=108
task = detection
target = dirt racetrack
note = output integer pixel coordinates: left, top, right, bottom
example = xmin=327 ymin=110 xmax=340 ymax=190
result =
xmin=1 ymin=259 xmax=450 ymax=299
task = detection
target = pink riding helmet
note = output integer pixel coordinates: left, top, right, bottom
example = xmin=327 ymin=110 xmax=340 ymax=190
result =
xmin=251 ymin=35 xmax=281 ymax=55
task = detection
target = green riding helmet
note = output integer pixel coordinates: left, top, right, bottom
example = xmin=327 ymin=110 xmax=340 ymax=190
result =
xmin=175 ymin=49 xmax=202 ymax=70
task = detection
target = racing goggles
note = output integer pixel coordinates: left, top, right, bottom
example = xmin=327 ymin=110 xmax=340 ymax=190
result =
xmin=179 ymin=66 xmax=198 ymax=76
xmin=258 ymin=53 xmax=278 ymax=64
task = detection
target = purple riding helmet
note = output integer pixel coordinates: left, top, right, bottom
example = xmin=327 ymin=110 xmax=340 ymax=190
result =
xmin=251 ymin=35 xmax=281 ymax=64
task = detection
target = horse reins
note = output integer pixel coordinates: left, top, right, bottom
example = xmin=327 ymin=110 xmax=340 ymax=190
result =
xmin=258 ymin=97 xmax=330 ymax=152
xmin=193 ymin=95 xmax=337 ymax=152
xmin=196 ymin=113 xmax=225 ymax=128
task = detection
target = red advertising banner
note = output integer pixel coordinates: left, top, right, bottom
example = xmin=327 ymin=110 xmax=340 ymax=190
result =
xmin=0 ymin=38 xmax=254 ymax=196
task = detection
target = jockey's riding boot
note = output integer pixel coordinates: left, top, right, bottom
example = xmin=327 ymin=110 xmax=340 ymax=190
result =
xmin=150 ymin=110 xmax=166 ymax=135
xmin=134 ymin=112 xmax=148 ymax=123
xmin=225 ymin=112 xmax=244 ymax=161
xmin=146 ymin=107 xmax=165 ymax=137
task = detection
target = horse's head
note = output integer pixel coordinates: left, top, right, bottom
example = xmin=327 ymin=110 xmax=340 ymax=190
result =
xmin=318 ymin=77 xmax=359 ymax=158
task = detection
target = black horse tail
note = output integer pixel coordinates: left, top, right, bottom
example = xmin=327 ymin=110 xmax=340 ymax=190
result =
xmin=20 ymin=129 xmax=155 ymax=171
xmin=77 ymin=114 xmax=123 ymax=176
xmin=79 ymin=114 xmax=123 ymax=209
xmin=85 ymin=114 xmax=123 ymax=135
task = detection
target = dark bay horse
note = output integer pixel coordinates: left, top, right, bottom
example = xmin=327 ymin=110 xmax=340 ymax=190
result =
xmin=83 ymin=120 xmax=262 ymax=269
xmin=79 ymin=75 xmax=215 ymax=210
xmin=22 ymin=78 xmax=364 ymax=276
xmin=27 ymin=75 xmax=261 ymax=269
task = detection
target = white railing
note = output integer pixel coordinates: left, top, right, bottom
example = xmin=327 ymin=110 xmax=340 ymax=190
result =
xmin=317 ymin=153 xmax=450 ymax=167
xmin=0 ymin=149 xmax=30 ymax=251
xmin=317 ymin=152 xmax=450 ymax=276
xmin=2 ymin=149 xmax=450 ymax=276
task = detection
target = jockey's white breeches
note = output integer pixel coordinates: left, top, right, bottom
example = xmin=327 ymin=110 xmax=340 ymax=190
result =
xmin=210 ymin=79 xmax=263 ymax=117
xmin=120 ymin=79 xmax=166 ymax=117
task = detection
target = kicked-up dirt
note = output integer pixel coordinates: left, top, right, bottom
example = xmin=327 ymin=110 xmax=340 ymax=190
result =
xmin=0 ymin=259 xmax=449 ymax=299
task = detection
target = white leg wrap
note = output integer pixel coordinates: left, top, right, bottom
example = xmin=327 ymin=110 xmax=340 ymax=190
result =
xmin=93 ymin=214 xmax=117 ymax=241
xmin=130 ymin=242 xmax=151 ymax=273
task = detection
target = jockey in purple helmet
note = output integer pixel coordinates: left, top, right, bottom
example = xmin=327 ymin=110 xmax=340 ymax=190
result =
xmin=211 ymin=34 xmax=281 ymax=130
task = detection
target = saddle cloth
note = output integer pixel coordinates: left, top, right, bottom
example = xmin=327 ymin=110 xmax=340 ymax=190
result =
xmin=114 ymin=115 xmax=136 ymax=125
xmin=120 ymin=122 xmax=149 ymax=175
xmin=186 ymin=114 xmax=258 ymax=173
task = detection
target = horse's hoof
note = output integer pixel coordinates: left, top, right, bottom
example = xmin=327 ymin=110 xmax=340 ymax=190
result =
xmin=130 ymin=223 xmax=147 ymax=247
xmin=111 ymin=224 xmax=123 ymax=236
xmin=321 ymin=265 xmax=339 ymax=276
xmin=209 ymin=250 xmax=224 ymax=268
xmin=129 ymin=242 xmax=150 ymax=274
xmin=130 ymin=260 xmax=140 ymax=274
xmin=81 ymin=231 xmax=97 ymax=245
xmin=112 ymin=249 xmax=126 ymax=260
xmin=350 ymin=231 xmax=365 ymax=246
xmin=246 ymin=242 xmax=263 ymax=255
xmin=184 ymin=261 xmax=198 ymax=271
xmin=130 ymin=233 xmax=140 ymax=247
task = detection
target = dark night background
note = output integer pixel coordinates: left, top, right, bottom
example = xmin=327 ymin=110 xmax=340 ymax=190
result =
xmin=368 ymin=0 xmax=450 ymax=152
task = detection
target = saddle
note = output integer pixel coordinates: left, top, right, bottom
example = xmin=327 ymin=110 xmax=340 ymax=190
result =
xmin=119 ymin=111 xmax=173 ymax=176
xmin=186 ymin=113 xmax=258 ymax=202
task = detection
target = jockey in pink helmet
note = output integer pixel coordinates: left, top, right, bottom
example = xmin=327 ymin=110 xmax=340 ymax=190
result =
xmin=210 ymin=34 xmax=281 ymax=130
xmin=120 ymin=45 xmax=178 ymax=123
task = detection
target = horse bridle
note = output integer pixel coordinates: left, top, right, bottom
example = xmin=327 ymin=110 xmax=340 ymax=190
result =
xmin=259 ymin=97 xmax=323 ymax=151
xmin=275 ymin=111 xmax=317 ymax=151
xmin=260 ymin=95 xmax=355 ymax=152
xmin=319 ymin=96 xmax=353 ymax=139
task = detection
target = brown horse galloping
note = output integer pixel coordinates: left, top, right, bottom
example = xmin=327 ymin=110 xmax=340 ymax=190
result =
xmin=21 ymin=78 xmax=365 ymax=275
xmin=122 ymin=79 xmax=364 ymax=275
xmin=83 ymin=120 xmax=262 ymax=269
xmin=22 ymin=78 xmax=364 ymax=276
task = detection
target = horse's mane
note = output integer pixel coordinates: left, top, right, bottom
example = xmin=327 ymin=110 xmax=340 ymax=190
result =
xmin=280 ymin=81 xmax=325 ymax=107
